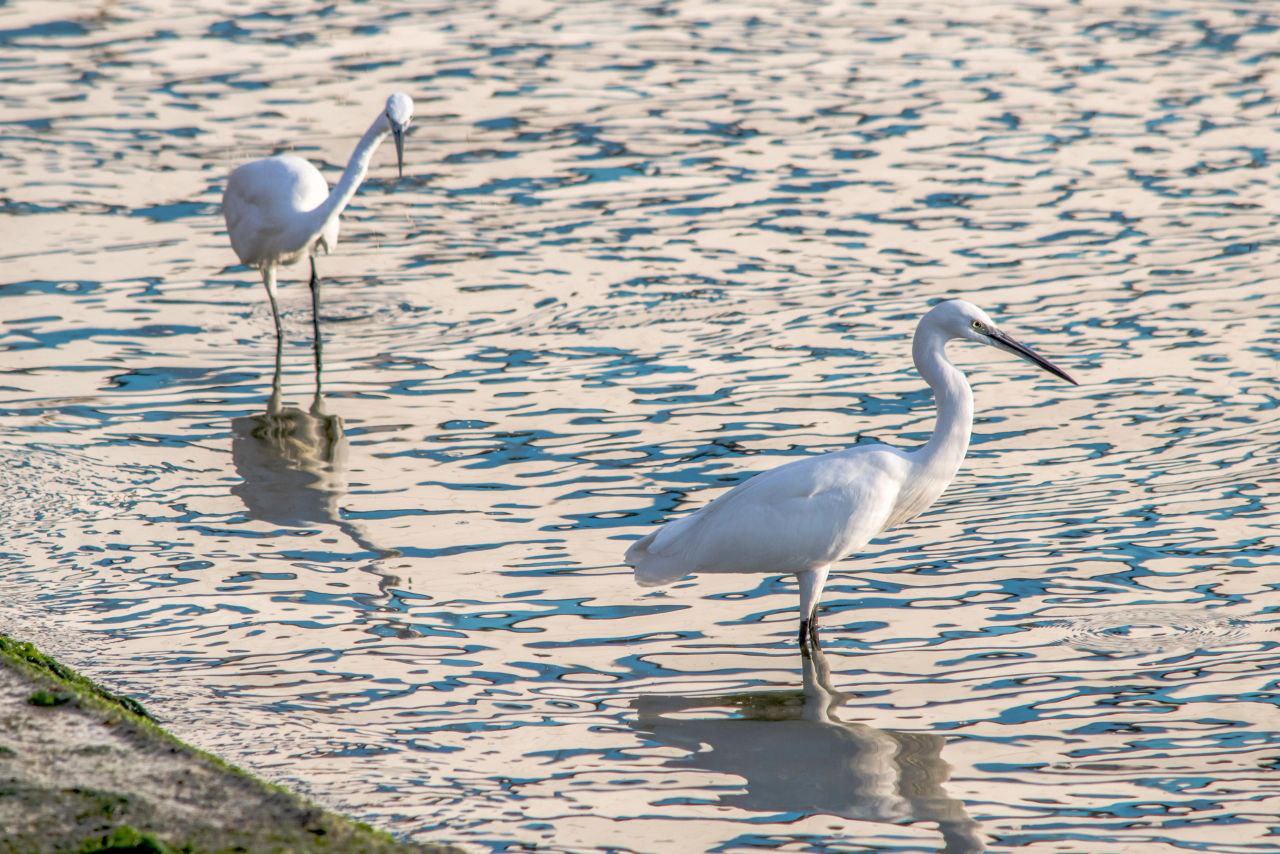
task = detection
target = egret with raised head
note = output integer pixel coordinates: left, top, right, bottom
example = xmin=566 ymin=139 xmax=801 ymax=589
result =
xmin=624 ymin=299 xmax=1079 ymax=651
xmin=222 ymin=92 xmax=414 ymax=349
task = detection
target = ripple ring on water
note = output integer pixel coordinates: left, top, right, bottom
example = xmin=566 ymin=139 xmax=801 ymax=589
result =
xmin=1061 ymin=607 xmax=1248 ymax=653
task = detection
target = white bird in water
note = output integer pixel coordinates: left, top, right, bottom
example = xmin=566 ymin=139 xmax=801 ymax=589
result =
xmin=222 ymin=92 xmax=414 ymax=350
xmin=625 ymin=299 xmax=1079 ymax=651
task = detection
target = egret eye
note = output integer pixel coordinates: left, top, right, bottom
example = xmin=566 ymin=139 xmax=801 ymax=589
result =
xmin=971 ymin=320 xmax=986 ymax=333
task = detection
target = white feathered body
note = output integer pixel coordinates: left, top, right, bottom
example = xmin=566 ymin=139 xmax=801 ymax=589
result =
xmin=222 ymin=154 xmax=337 ymax=269
xmin=625 ymin=444 xmax=955 ymax=587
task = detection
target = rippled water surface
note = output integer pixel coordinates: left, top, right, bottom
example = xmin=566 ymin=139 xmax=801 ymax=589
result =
xmin=3 ymin=0 xmax=1280 ymax=850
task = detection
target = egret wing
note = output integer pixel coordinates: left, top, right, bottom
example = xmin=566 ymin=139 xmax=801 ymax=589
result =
xmin=222 ymin=156 xmax=329 ymax=266
xmin=627 ymin=447 xmax=904 ymax=586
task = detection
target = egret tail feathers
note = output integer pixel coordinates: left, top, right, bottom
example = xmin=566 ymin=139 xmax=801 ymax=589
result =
xmin=624 ymin=524 xmax=693 ymax=588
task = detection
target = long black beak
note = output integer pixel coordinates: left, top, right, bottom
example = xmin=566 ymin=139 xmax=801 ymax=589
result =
xmin=392 ymin=126 xmax=405 ymax=178
xmin=987 ymin=328 xmax=1078 ymax=385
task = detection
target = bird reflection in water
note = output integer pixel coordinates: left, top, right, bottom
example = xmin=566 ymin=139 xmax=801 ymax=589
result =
xmin=232 ymin=342 xmax=409 ymax=624
xmin=634 ymin=649 xmax=984 ymax=853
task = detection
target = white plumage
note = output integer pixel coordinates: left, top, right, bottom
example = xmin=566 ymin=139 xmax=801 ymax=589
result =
xmin=222 ymin=92 xmax=414 ymax=343
xmin=224 ymin=154 xmax=337 ymax=270
xmin=625 ymin=299 xmax=1079 ymax=649
xmin=630 ymin=449 xmax=905 ymax=586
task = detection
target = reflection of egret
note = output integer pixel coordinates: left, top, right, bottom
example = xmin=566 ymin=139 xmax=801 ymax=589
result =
xmin=231 ymin=341 xmax=397 ymax=570
xmin=625 ymin=299 xmax=1078 ymax=649
xmin=635 ymin=649 xmax=984 ymax=854
xmin=222 ymin=92 xmax=413 ymax=348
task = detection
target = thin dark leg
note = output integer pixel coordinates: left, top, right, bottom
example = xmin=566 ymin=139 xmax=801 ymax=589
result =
xmin=269 ymin=295 xmax=283 ymax=340
xmin=310 ymin=303 xmax=325 ymax=416
xmin=309 ymin=256 xmax=323 ymax=360
xmin=799 ymin=611 xmax=822 ymax=656
xmin=269 ymin=326 xmax=284 ymax=413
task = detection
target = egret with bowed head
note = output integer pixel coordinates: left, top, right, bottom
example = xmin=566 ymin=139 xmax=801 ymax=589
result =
xmin=222 ymin=92 xmax=414 ymax=349
xmin=625 ymin=299 xmax=1079 ymax=651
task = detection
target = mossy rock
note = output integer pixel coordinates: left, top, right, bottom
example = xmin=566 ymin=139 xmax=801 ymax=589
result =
xmin=0 ymin=633 xmax=451 ymax=853
xmin=80 ymin=825 xmax=174 ymax=854
xmin=0 ymin=636 xmax=150 ymax=719
xmin=29 ymin=687 xmax=74 ymax=707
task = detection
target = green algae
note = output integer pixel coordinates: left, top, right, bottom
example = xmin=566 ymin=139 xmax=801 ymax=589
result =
xmin=0 ymin=633 xmax=450 ymax=853
xmin=80 ymin=825 xmax=174 ymax=854
xmin=28 ymin=687 xmax=74 ymax=707
xmin=0 ymin=636 xmax=152 ymax=719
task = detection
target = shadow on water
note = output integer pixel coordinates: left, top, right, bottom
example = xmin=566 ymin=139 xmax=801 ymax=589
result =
xmin=634 ymin=649 xmax=984 ymax=854
xmin=231 ymin=340 xmax=398 ymax=570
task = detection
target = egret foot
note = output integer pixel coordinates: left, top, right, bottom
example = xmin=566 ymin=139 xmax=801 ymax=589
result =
xmin=799 ymin=614 xmax=822 ymax=655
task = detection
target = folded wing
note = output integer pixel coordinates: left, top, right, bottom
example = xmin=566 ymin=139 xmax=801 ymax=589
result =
xmin=626 ymin=446 xmax=906 ymax=587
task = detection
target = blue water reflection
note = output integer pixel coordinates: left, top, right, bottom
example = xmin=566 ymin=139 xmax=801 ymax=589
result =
xmin=1 ymin=0 xmax=1279 ymax=849
xmin=636 ymin=649 xmax=983 ymax=853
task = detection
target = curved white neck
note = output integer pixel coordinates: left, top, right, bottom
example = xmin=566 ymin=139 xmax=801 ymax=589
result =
xmin=910 ymin=321 xmax=973 ymax=478
xmin=305 ymin=112 xmax=392 ymax=240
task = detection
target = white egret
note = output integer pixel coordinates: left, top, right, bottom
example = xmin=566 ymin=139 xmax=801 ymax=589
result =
xmin=222 ymin=92 xmax=414 ymax=349
xmin=625 ymin=299 xmax=1078 ymax=650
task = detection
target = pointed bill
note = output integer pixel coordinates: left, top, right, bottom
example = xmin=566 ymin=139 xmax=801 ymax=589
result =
xmin=987 ymin=329 xmax=1078 ymax=385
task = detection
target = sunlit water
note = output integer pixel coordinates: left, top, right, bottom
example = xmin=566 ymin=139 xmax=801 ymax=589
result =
xmin=2 ymin=0 xmax=1279 ymax=850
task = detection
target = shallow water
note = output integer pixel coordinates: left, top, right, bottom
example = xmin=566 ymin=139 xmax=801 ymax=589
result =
xmin=3 ymin=0 xmax=1280 ymax=849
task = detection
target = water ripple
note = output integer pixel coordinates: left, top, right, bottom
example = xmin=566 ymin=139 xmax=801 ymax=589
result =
xmin=2 ymin=0 xmax=1280 ymax=850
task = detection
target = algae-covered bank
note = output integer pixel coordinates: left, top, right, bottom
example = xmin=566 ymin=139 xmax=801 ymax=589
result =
xmin=0 ymin=635 xmax=447 ymax=853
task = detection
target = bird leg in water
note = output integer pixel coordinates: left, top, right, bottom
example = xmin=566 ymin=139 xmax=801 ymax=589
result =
xmin=269 ymin=331 xmax=284 ymax=415
xmin=797 ymin=565 xmax=830 ymax=654
xmin=262 ymin=265 xmax=283 ymax=341
xmin=799 ymin=612 xmax=822 ymax=655
xmin=309 ymin=256 xmax=323 ymax=359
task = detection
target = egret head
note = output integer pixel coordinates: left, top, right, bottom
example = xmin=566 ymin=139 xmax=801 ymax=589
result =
xmin=384 ymin=92 xmax=414 ymax=178
xmin=930 ymin=298 xmax=1077 ymax=385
